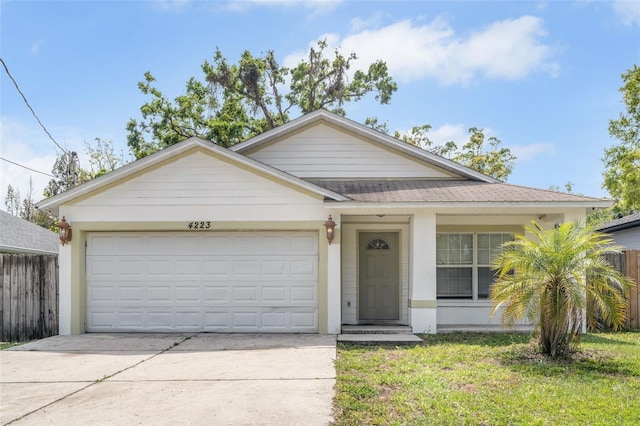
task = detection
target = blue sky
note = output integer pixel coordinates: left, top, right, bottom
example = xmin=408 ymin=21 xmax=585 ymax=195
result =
xmin=1 ymin=0 xmax=639 ymax=209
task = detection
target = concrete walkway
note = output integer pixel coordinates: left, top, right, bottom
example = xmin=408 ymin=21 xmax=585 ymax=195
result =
xmin=0 ymin=333 xmax=336 ymax=425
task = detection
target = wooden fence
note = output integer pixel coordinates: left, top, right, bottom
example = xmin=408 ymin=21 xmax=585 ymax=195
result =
xmin=624 ymin=250 xmax=640 ymax=329
xmin=0 ymin=254 xmax=59 ymax=342
xmin=604 ymin=250 xmax=640 ymax=329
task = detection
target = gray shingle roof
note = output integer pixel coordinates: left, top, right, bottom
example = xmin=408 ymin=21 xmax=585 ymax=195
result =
xmin=0 ymin=210 xmax=59 ymax=254
xmin=597 ymin=212 xmax=640 ymax=232
xmin=309 ymin=179 xmax=607 ymax=203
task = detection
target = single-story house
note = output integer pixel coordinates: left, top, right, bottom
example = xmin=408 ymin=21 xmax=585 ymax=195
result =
xmin=36 ymin=110 xmax=610 ymax=335
xmin=597 ymin=212 xmax=640 ymax=250
xmin=0 ymin=210 xmax=59 ymax=255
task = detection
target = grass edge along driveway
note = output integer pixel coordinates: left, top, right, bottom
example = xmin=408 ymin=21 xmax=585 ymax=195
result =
xmin=333 ymin=332 xmax=640 ymax=425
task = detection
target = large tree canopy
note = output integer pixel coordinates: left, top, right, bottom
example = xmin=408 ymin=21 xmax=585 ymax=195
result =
xmin=604 ymin=65 xmax=640 ymax=212
xmin=127 ymin=40 xmax=398 ymax=159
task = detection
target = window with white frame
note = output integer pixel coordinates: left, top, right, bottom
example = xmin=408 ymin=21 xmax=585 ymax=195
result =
xmin=436 ymin=232 xmax=513 ymax=300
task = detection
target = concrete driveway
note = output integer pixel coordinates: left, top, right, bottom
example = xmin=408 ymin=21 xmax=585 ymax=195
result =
xmin=0 ymin=333 xmax=336 ymax=425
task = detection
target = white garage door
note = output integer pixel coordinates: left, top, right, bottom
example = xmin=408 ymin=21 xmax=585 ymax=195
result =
xmin=86 ymin=231 xmax=318 ymax=332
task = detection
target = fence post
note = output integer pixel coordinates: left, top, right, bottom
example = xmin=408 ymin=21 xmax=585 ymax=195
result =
xmin=627 ymin=251 xmax=640 ymax=329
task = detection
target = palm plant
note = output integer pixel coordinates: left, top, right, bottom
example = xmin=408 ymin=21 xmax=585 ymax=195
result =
xmin=490 ymin=221 xmax=634 ymax=357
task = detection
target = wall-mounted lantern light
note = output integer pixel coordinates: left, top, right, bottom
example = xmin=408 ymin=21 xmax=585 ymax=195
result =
xmin=324 ymin=215 xmax=336 ymax=245
xmin=58 ymin=216 xmax=72 ymax=245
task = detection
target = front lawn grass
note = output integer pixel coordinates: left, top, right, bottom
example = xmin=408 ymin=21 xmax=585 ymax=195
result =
xmin=333 ymin=331 xmax=640 ymax=425
xmin=0 ymin=341 xmax=21 ymax=350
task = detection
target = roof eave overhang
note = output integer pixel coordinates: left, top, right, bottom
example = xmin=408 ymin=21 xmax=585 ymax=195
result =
xmin=598 ymin=220 xmax=640 ymax=233
xmin=36 ymin=137 xmax=349 ymax=215
xmin=0 ymin=245 xmax=59 ymax=255
xmin=323 ymin=200 xmax=613 ymax=209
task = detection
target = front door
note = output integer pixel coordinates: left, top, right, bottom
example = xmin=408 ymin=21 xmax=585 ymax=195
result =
xmin=358 ymin=232 xmax=400 ymax=322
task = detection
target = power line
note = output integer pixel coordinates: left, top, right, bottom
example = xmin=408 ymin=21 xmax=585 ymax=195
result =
xmin=0 ymin=57 xmax=69 ymax=155
xmin=0 ymin=157 xmax=55 ymax=177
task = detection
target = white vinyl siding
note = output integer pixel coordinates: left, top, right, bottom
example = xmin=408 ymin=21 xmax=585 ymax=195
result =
xmin=73 ymin=150 xmax=322 ymax=209
xmin=86 ymin=231 xmax=318 ymax=332
xmin=246 ymin=123 xmax=457 ymax=179
xmin=608 ymin=228 xmax=640 ymax=250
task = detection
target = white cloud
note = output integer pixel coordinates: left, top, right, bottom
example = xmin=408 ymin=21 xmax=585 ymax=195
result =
xmin=152 ymin=0 xmax=191 ymax=12
xmin=509 ymin=142 xmax=555 ymax=162
xmin=429 ymin=123 xmax=467 ymax=145
xmin=285 ymin=15 xmax=558 ymax=86
xmin=613 ymin=0 xmax=640 ymax=27
xmin=414 ymin=124 xmax=554 ymax=163
xmin=225 ymin=0 xmax=341 ymax=15
xmin=29 ymin=42 xmax=41 ymax=55
xmin=350 ymin=12 xmax=386 ymax=33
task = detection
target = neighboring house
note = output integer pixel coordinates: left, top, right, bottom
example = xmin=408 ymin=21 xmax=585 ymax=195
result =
xmin=597 ymin=212 xmax=640 ymax=250
xmin=0 ymin=210 xmax=59 ymax=254
xmin=36 ymin=110 xmax=610 ymax=335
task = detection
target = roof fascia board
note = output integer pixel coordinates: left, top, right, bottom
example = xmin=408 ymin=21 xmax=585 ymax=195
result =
xmin=0 ymin=245 xmax=58 ymax=255
xmin=231 ymin=110 xmax=499 ymax=183
xmin=599 ymin=221 xmax=640 ymax=233
xmin=37 ymin=137 xmax=348 ymax=211
xmin=326 ymin=200 xmax=613 ymax=209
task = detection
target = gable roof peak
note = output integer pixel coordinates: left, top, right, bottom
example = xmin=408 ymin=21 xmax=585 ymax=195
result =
xmin=231 ymin=109 xmax=500 ymax=183
xmin=35 ymin=133 xmax=349 ymax=215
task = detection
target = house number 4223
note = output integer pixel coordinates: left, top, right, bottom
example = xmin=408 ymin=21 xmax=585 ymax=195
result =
xmin=188 ymin=221 xmax=211 ymax=229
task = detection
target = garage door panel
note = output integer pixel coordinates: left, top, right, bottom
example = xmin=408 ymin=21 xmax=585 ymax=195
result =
xmin=204 ymin=312 xmax=229 ymax=327
xmin=87 ymin=232 xmax=318 ymax=332
xmin=291 ymin=312 xmax=317 ymax=328
xmin=290 ymin=234 xmax=317 ymax=253
xmin=175 ymin=312 xmax=200 ymax=328
xmin=118 ymin=286 xmax=145 ymax=302
xmin=262 ymin=287 xmax=286 ymax=302
xmin=89 ymin=235 xmax=116 ymax=253
xmin=291 ymin=259 xmax=316 ymax=276
xmin=90 ymin=311 xmax=116 ymax=328
xmin=232 ymin=287 xmax=257 ymax=302
xmin=175 ymin=259 xmax=202 ymax=276
xmin=231 ymin=260 xmax=260 ymax=275
xmin=88 ymin=290 xmax=116 ymax=306
xmin=120 ymin=236 xmax=145 ymax=251
xmin=291 ymin=286 xmax=317 ymax=302
xmin=204 ymin=287 xmax=229 ymax=302
xmin=175 ymin=286 xmax=201 ymax=302
xmin=204 ymin=260 xmax=230 ymax=275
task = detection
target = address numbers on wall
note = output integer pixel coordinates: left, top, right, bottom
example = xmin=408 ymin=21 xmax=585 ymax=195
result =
xmin=188 ymin=221 xmax=211 ymax=229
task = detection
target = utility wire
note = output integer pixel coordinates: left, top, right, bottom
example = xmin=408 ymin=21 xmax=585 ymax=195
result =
xmin=0 ymin=57 xmax=69 ymax=155
xmin=0 ymin=156 xmax=55 ymax=177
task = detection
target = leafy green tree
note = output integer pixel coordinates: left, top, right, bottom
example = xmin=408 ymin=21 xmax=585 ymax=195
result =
xmin=393 ymin=125 xmax=515 ymax=180
xmin=454 ymin=127 xmax=516 ymax=181
xmin=43 ymin=151 xmax=89 ymax=198
xmin=44 ymin=139 xmax=124 ymax=197
xmin=5 ymin=184 xmax=21 ymax=216
xmin=490 ymin=221 xmax=634 ymax=357
xmin=549 ymin=182 xmax=574 ymax=193
xmin=604 ymin=65 xmax=640 ymax=212
xmin=287 ymin=39 xmax=396 ymax=115
xmin=127 ymin=39 xmax=397 ymax=159
xmin=85 ymin=138 xmax=127 ymax=178
xmin=394 ymin=124 xmax=458 ymax=158
xmin=5 ymin=180 xmax=56 ymax=229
